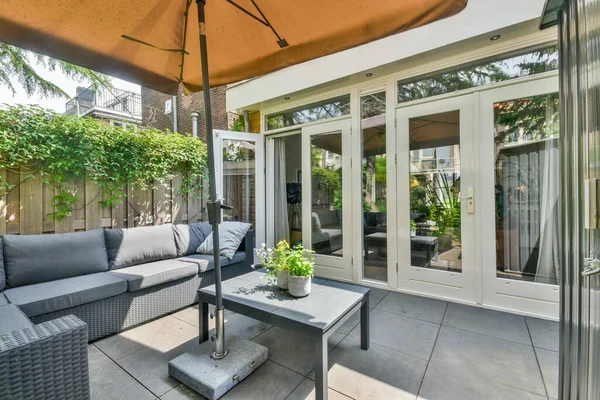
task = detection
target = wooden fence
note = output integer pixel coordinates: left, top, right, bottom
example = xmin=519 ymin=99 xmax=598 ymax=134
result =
xmin=0 ymin=167 xmax=209 ymax=235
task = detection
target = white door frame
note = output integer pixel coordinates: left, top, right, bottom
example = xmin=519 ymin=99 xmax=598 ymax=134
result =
xmin=302 ymin=118 xmax=353 ymax=281
xmin=479 ymin=76 xmax=560 ymax=318
xmin=213 ymin=129 xmax=265 ymax=247
xmin=396 ymin=94 xmax=477 ymax=303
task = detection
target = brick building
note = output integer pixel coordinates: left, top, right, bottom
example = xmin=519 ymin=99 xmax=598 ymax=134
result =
xmin=141 ymin=84 xmax=238 ymax=138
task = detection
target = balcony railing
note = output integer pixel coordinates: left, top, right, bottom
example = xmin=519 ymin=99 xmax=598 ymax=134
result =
xmin=65 ymin=85 xmax=142 ymax=120
xmin=410 ymin=156 xmax=460 ymax=173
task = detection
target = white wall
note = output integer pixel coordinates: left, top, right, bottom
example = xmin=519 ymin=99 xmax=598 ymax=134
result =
xmin=227 ymin=0 xmax=547 ymax=112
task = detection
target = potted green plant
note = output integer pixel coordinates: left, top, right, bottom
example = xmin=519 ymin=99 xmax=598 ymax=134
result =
xmin=410 ymin=220 xmax=417 ymax=237
xmin=286 ymin=244 xmax=315 ymax=298
xmin=254 ymin=241 xmax=290 ymax=290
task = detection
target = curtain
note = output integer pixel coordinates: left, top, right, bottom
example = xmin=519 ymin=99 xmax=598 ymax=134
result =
xmin=534 ymin=143 xmax=560 ymax=284
xmin=273 ymin=138 xmax=290 ymax=243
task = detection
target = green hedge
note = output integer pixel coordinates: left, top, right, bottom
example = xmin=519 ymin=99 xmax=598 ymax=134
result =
xmin=0 ymin=105 xmax=208 ymax=219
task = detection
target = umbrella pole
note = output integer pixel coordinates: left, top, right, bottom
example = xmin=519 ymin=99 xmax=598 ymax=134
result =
xmin=197 ymin=0 xmax=227 ymax=360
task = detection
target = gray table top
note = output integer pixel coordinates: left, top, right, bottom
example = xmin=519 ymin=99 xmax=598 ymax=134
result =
xmin=198 ymin=270 xmax=369 ymax=334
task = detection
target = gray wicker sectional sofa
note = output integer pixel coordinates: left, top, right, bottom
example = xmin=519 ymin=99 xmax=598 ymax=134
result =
xmin=0 ymin=222 xmax=254 ymax=400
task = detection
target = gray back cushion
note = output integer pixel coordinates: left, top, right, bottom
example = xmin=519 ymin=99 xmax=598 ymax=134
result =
xmin=3 ymin=229 xmax=109 ymax=288
xmin=0 ymin=238 xmax=4 ymax=291
xmin=105 ymin=224 xmax=177 ymax=270
xmin=197 ymin=222 xmax=251 ymax=259
xmin=173 ymin=222 xmax=213 ymax=257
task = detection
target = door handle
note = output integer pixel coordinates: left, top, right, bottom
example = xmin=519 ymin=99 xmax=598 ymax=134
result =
xmin=582 ymin=258 xmax=600 ymax=277
xmin=459 ymin=188 xmax=474 ymax=214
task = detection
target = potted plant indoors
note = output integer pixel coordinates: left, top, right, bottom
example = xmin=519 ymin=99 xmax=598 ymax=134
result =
xmin=410 ymin=220 xmax=417 ymax=237
xmin=286 ymin=244 xmax=315 ymax=298
xmin=254 ymin=241 xmax=290 ymax=290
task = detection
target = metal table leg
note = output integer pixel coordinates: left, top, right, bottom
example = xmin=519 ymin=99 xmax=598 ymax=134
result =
xmin=361 ymin=295 xmax=370 ymax=350
xmin=199 ymin=301 xmax=209 ymax=344
xmin=314 ymin=335 xmax=328 ymax=400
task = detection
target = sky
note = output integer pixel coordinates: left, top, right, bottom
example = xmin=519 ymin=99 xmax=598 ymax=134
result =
xmin=0 ymin=63 xmax=140 ymax=113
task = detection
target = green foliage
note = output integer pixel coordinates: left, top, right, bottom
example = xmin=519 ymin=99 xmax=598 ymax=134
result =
xmin=375 ymin=198 xmax=387 ymax=212
xmin=410 ymin=220 xmax=417 ymax=232
xmin=254 ymin=240 xmax=315 ymax=278
xmin=0 ymin=105 xmax=207 ymax=219
xmin=0 ymin=43 xmax=112 ymax=99
xmin=231 ymin=115 xmax=245 ymax=132
xmin=312 ymin=166 xmax=341 ymax=192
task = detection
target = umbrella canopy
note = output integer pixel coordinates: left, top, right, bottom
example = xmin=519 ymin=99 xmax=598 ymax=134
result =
xmin=0 ymin=0 xmax=467 ymax=95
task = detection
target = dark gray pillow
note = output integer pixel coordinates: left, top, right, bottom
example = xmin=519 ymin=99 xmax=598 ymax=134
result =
xmin=105 ymin=224 xmax=177 ymax=270
xmin=0 ymin=238 xmax=4 ymax=291
xmin=3 ymin=229 xmax=109 ymax=288
xmin=197 ymin=222 xmax=251 ymax=259
xmin=173 ymin=222 xmax=213 ymax=257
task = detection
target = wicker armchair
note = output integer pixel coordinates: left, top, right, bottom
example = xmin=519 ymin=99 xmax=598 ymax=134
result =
xmin=0 ymin=315 xmax=90 ymax=400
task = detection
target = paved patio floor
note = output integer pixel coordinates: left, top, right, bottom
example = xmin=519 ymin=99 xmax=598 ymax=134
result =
xmin=89 ymin=287 xmax=559 ymax=400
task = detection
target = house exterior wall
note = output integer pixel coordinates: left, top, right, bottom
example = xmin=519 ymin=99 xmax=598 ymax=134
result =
xmin=142 ymin=85 xmax=236 ymax=138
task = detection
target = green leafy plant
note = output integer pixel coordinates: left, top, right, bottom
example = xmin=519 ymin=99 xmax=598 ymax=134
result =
xmin=410 ymin=220 xmax=417 ymax=232
xmin=254 ymin=240 xmax=314 ymax=279
xmin=0 ymin=104 xmax=208 ymax=219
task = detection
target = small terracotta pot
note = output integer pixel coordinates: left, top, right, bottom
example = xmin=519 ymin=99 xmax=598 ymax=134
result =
xmin=276 ymin=270 xmax=289 ymax=290
xmin=288 ymin=275 xmax=312 ymax=298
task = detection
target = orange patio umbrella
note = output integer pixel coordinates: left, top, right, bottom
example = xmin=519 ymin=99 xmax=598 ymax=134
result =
xmin=0 ymin=0 xmax=467 ymax=364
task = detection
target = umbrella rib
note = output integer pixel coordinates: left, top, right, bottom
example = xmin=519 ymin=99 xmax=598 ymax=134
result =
xmin=226 ymin=0 xmax=269 ymax=26
xmin=179 ymin=0 xmax=194 ymax=82
xmin=226 ymin=0 xmax=288 ymax=48
xmin=121 ymin=34 xmax=189 ymax=55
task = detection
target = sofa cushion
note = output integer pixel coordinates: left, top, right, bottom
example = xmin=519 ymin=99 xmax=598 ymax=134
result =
xmin=106 ymin=259 xmax=198 ymax=292
xmin=3 ymin=229 xmax=109 ymax=288
xmin=0 ymin=238 xmax=4 ymax=291
xmin=173 ymin=222 xmax=212 ymax=257
xmin=178 ymin=251 xmax=245 ymax=273
xmin=0 ymin=293 xmax=8 ymax=306
xmin=3 ymin=273 xmax=127 ymax=318
xmin=0 ymin=304 xmax=33 ymax=335
xmin=197 ymin=222 xmax=251 ymax=259
xmin=105 ymin=224 xmax=178 ymax=270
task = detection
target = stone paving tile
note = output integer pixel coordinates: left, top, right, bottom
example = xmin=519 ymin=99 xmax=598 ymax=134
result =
xmin=284 ymin=378 xmax=352 ymax=400
xmin=536 ymin=348 xmax=559 ymax=399
xmin=376 ymin=291 xmax=447 ymax=323
xmin=443 ymin=303 xmax=531 ymax=345
xmin=94 ymin=315 xmax=194 ymax=360
xmin=90 ymin=362 xmax=156 ymax=400
xmin=431 ymin=326 xmax=546 ymax=396
xmin=350 ymin=309 xmax=439 ymax=360
xmin=252 ymin=326 xmax=345 ymax=376
xmin=418 ymin=362 xmax=547 ymax=400
xmin=220 ymin=361 xmax=304 ymax=400
xmin=88 ymin=344 xmax=112 ymax=372
xmin=526 ymin=316 xmax=560 ymax=352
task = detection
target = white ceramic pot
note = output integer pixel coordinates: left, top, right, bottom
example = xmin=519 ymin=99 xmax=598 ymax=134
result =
xmin=410 ymin=230 xmax=416 ymax=237
xmin=276 ymin=270 xmax=289 ymax=290
xmin=288 ymin=275 xmax=312 ymax=298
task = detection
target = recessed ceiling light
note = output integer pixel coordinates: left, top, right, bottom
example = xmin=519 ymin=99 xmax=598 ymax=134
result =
xmin=366 ymin=72 xmax=373 ymax=77
xmin=490 ymin=34 xmax=501 ymax=41
xmin=284 ymin=97 xmax=290 ymax=100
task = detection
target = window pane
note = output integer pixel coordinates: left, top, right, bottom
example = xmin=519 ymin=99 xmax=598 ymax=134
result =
xmin=494 ymin=93 xmax=560 ymax=284
xmin=398 ymin=46 xmax=558 ymax=103
xmin=361 ymin=91 xmax=388 ymax=282
xmin=222 ymin=140 xmax=256 ymax=235
xmin=311 ymin=133 xmax=343 ymax=256
xmin=266 ymin=95 xmax=351 ymax=130
xmin=409 ymin=111 xmax=462 ymax=272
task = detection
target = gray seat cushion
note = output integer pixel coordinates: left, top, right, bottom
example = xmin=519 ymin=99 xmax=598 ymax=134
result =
xmin=0 ymin=293 xmax=8 ymax=306
xmin=106 ymin=259 xmax=198 ymax=292
xmin=0 ymin=304 xmax=33 ymax=335
xmin=178 ymin=251 xmax=246 ymax=273
xmin=105 ymin=224 xmax=178 ymax=270
xmin=3 ymin=229 xmax=109 ymax=288
xmin=3 ymin=273 xmax=127 ymax=318
xmin=173 ymin=222 xmax=213 ymax=257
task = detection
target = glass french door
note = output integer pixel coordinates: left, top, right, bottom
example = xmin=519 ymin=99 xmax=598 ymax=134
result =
xmin=396 ymin=95 xmax=476 ymax=302
xmin=302 ymin=118 xmax=353 ymax=280
xmin=479 ymin=76 xmax=559 ymax=317
xmin=213 ymin=129 xmax=265 ymax=247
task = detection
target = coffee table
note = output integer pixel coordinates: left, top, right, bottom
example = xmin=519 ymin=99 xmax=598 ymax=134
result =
xmin=197 ymin=270 xmax=370 ymax=400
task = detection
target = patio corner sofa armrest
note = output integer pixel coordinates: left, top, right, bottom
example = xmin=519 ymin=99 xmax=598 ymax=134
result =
xmin=0 ymin=315 xmax=90 ymax=400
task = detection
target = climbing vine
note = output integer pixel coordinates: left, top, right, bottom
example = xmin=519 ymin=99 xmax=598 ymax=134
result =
xmin=0 ymin=105 xmax=208 ymax=219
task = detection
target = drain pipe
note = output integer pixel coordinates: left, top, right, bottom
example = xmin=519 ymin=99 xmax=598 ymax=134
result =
xmin=191 ymin=111 xmax=200 ymax=138
xmin=244 ymin=110 xmax=251 ymax=224
xmin=172 ymin=96 xmax=178 ymax=133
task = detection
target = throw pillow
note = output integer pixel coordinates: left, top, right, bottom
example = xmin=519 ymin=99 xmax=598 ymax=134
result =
xmin=197 ymin=222 xmax=251 ymax=259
